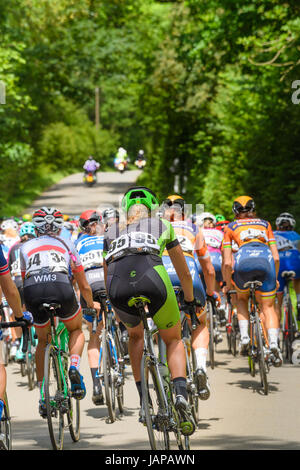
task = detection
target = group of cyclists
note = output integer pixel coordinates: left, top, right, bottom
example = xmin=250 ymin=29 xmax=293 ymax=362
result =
xmin=0 ymin=185 xmax=299 ymax=446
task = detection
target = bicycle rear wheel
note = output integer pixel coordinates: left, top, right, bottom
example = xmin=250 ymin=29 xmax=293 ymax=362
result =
xmin=255 ymin=312 xmax=268 ymax=395
xmin=141 ymin=354 xmax=170 ymax=450
xmin=102 ymin=330 xmax=116 ymax=423
xmin=0 ymin=394 xmax=12 ymax=450
xmin=114 ymin=331 xmax=125 ymax=414
xmin=67 ymin=394 xmax=80 ymax=442
xmin=44 ymin=344 xmax=64 ymax=450
xmin=207 ymin=303 xmax=215 ymax=369
xmin=26 ymin=343 xmax=36 ymax=391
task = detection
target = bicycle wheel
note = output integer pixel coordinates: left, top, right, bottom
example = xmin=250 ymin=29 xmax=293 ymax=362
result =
xmin=190 ymin=348 xmax=199 ymax=425
xmin=207 ymin=303 xmax=215 ymax=369
xmin=231 ymin=315 xmax=239 ymax=356
xmin=102 ymin=330 xmax=116 ymax=423
xmin=0 ymin=394 xmax=12 ymax=450
xmin=141 ymin=354 xmax=169 ymax=450
xmin=44 ymin=344 xmax=64 ymax=450
xmin=26 ymin=339 xmax=36 ymax=391
xmin=114 ymin=330 xmax=125 ymax=414
xmin=67 ymin=392 xmax=80 ymax=442
xmin=255 ymin=311 xmax=268 ymax=395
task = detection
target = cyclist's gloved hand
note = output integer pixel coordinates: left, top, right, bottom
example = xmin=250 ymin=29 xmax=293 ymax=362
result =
xmin=208 ymin=291 xmax=221 ymax=307
xmin=20 ymin=311 xmax=34 ymax=326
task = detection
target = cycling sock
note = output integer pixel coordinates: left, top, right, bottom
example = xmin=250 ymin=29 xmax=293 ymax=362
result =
xmin=173 ymin=377 xmax=188 ymax=401
xmin=268 ymin=328 xmax=279 ymax=346
xmin=90 ymin=368 xmax=101 ymax=388
xmin=194 ymin=348 xmax=208 ymax=372
xmin=0 ymin=399 xmax=4 ymax=420
xmin=135 ymin=381 xmax=143 ymax=406
xmin=238 ymin=320 xmax=249 ymax=338
xmin=70 ymin=355 xmax=81 ymax=370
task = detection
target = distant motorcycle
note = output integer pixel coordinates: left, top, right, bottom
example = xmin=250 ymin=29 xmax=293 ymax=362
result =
xmin=115 ymin=161 xmax=128 ymax=174
xmin=134 ymin=159 xmax=146 ymax=170
xmin=83 ymin=171 xmax=97 ymax=186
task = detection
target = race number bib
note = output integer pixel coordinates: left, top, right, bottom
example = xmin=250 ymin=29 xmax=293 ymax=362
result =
xmin=80 ymin=250 xmax=103 ymax=269
xmin=275 ymin=235 xmax=294 ymax=251
xmin=240 ymin=228 xmax=268 ymax=243
xmin=177 ymin=235 xmax=194 ymax=253
xmin=106 ymin=232 xmax=160 ymax=261
xmin=27 ymin=250 xmax=68 ymax=275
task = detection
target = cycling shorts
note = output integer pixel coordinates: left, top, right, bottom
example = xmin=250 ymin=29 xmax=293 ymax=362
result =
xmin=162 ymin=254 xmax=206 ymax=306
xmin=277 ymin=249 xmax=300 ymax=293
xmin=106 ymin=254 xmax=180 ymax=330
xmin=80 ymin=267 xmax=105 ymax=323
xmin=23 ymin=272 xmax=81 ymax=328
xmin=196 ymin=251 xmax=223 ymax=284
xmin=233 ymin=242 xmax=276 ymax=298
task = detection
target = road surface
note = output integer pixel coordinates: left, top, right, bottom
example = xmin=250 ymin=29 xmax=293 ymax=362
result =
xmin=5 ymin=170 xmax=300 ymax=450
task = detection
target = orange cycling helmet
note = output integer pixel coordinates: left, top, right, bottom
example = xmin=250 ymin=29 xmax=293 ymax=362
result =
xmin=232 ymin=196 xmax=255 ymax=215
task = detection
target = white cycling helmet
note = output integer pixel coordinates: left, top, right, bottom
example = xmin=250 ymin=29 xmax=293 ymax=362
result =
xmin=32 ymin=207 xmax=64 ymax=234
xmin=1 ymin=219 xmax=18 ymax=232
xmin=275 ymin=212 xmax=296 ymax=230
xmin=195 ymin=212 xmax=216 ymax=226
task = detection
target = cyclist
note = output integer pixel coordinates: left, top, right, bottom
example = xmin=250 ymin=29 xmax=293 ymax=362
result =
xmin=7 ymin=222 xmax=37 ymax=361
xmin=103 ymin=186 xmax=197 ymax=435
xmin=274 ymin=213 xmax=300 ymax=321
xmin=162 ymin=197 xmax=220 ymax=399
xmin=102 ymin=208 xmax=120 ymax=229
xmin=20 ymin=207 xmax=95 ymax=414
xmin=76 ymin=210 xmax=105 ymax=405
xmin=0 ymin=243 xmax=32 ymax=428
xmin=222 ymin=196 xmax=282 ymax=365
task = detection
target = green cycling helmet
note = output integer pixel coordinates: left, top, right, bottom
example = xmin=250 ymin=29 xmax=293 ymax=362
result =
xmin=121 ymin=186 xmax=159 ymax=213
xmin=215 ymin=214 xmax=226 ymax=222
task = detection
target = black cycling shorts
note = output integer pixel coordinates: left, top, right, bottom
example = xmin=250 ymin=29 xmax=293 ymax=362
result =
xmin=106 ymin=254 xmax=180 ymax=329
xmin=80 ymin=267 xmax=106 ymax=308
xmin=23 ymin=272 xmax=80 ymax=328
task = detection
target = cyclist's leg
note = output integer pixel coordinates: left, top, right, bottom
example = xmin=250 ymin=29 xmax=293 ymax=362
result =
xmin=0 ymin=363 xmax=6 ymax=420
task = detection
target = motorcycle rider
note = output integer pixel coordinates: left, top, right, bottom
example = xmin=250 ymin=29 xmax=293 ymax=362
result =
xmin=114 ymin=147 xmax=128 ymax=170
xmin=135 ymin=150 xmax=146 ymax=169
xmin=83 ymin=156 xmax=100 ymax=177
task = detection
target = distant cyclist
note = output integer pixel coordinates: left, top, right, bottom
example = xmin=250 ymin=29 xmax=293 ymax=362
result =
xmin=274 ymin=212 xmax=300 ymax=320
xmin=20 ymin=207 xmax=95 ymax=415
xmin=103 ymin=186 xmax=197 ymax=435
xmin=102 ymin=208 xmax=120 ymax=229
xmin=222 ymin=196 xmax=282 ymax=365
xmin=76 ymin=210 xmax=105 ymax=405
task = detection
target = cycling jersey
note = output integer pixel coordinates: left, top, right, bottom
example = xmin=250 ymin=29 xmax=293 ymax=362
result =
xmin=8 ymin=242 xmax=22 ymax=279
xmin=20 ymin=235 xmax=83 ymax=279
xmin=0 ymin=244 xmax=9 ymax=276
xmin=75 ymin=233 xmax=104 ymax=271
xmin=202 ymin=228 xmax=223 ymax=253
xmin=274 ymin=230 xmax=300 ymax=292
xmin=103 ymin=218 xmax=180 ymax=330
xmin=223 ymin=218 xmax=276 ymax=249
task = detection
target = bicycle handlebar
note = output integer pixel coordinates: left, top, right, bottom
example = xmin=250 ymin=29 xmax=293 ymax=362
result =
xmin=0 ymin=320 xmax=30 ymax=353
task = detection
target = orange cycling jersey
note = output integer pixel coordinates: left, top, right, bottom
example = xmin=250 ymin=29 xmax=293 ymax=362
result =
xmin=162 ymin=220 xmax=209 ymax=258
xmin=223 ymin=218 xmax=276 ymax=250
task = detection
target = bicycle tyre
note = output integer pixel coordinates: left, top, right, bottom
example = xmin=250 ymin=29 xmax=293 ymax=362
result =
xmin=102 ymin=329 xmax=116 ymax=423
xmin=67 ymin=392 xmax=80 ymax=442
xmin=44 ymin=344 xmax=64 ymax=450
xmin=141 ymin=354 xmax=170 ymax=450
xmin=190 ymin=347 xmax=199 ymax=425
xmin=255 ymin=312 xmax=268 ymax=395
xmin=114 ymin=330 xmax=125 ymax=414
xmin=286 ymin=297 xmax=295 ymax=363
xmin=0 ymin=394 xmax=12 ymax=450
xmin=26 ymin=350 xmax=35 ymax=391
xmin=207 ymin=303 xmax=215 ymax=369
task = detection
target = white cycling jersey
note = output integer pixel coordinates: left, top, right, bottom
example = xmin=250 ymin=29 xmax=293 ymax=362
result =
xmin=20 ymin=235 xmax=83 ymax=279
xmin=202 ymin=228 xmax=223 ymax=252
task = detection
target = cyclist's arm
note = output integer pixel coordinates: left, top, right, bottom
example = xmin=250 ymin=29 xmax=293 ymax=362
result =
xmin=167 ymin=244 xmax=194 ymax=302
xmin=194 ymin=230 xmax=215 ymax=295
xmin=0 ymin=273 xmax=23 ymax=319
xmin=73 ymin=270 xmax=94 ymax=309
xmin=267 ymin=223 xmax=280 ymax=277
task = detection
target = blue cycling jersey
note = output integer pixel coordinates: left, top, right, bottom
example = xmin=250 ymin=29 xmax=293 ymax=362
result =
xmin=75 ymin=233 xmax=104 ymax=271
xmin=0 ymin=244 xmax=9 ymax=276
xmin=274 ymin=230 xmax=300 ymax=251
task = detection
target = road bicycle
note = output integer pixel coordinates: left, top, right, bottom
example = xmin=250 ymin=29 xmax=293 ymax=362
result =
xmin=225 ymin=290 xmax=239 ymax=356
xmin=17 ymin=326 xmax=38 ymax=390
xmin=40 ymin=303 xmax=84 ymax=450
xmin=280 ymin=270 xmax=299 ymax=363
xmin=0 ymin=301 xmax=13 ymax=366
xmin=245 ymin=281 xmax=270 ymax=395
xmin=130 ymin=295 xmax=192 ymax=450
xmin=0 ymin=318 xmax=30 ymax=450
xmin=206 ymin=295 xmax=223 ymax=369
xmin=93 ymin=291 xmax=125 ymax=423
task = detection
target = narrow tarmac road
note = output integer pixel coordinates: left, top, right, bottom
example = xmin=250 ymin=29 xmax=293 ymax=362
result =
xmin=6 ymin=169 xmax=300 ymax=451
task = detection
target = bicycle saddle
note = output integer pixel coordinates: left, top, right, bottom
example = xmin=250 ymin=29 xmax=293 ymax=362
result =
xmin=243 ymin=280 xmax=263 ymax=289
xmin=281 ymin=270 xmax=296 ymax=279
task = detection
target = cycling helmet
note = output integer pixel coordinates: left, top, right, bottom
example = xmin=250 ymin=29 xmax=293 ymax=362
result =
xmin=194 ymin=212 xmax=216 ymax=226
xmin=138 ymin=149 xmax=144 ymax=156
xmin=215 ymin=214 xmax=226 ymax=222
xmin=232 ymin=196 xmax=255 ymax=215
xmin=162 ymin=195 xmax=185 ymax=210
xmin=32 ymin=207 xmax=64 ymax=234
xmin=79 ymin=210 xmax=102 ymax=230
xmin=22 ymin=214 xmax=32 ymax=222
xmin=19 ymin=222 xmax=36 ymax=238
xmin=275 ymin=212 xmax=296 ymax=230
xmin=102 ymin=208 xmax=120 ymax=224
xmin=121 ymin=186 xmax=159 ymax=213
xmin=1 ymin=219 xmax=19 ymax=232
